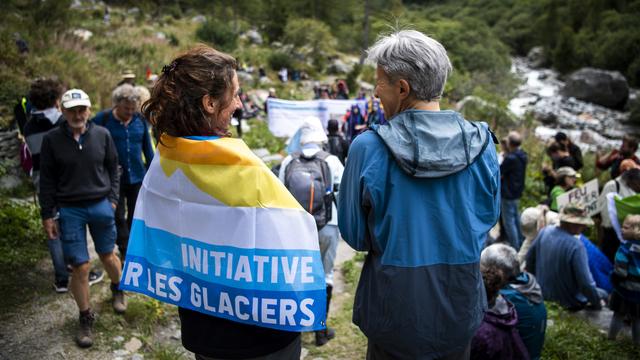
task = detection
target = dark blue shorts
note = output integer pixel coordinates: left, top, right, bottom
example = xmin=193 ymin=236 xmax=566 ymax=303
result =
xmin=59 ymin=198 xmax=116 ymax=266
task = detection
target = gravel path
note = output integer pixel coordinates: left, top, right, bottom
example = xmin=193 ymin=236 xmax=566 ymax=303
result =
xmin=0 ymin=237 xmax=118 ymax=360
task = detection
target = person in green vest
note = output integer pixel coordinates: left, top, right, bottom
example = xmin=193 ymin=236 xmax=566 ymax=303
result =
xmin=550 ymin=166 xmax=579 ymax=211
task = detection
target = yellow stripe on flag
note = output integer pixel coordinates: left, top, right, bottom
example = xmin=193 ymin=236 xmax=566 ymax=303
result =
xmin=158 ymin=136 xmax=301 ymax=210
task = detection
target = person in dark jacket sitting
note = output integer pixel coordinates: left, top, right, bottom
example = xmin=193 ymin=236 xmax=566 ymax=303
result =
xmin=525 ymin=204 xmax=605 ymax=311
xmin=482 ymin=243 xmax=547 ymax=360
xmin=500 ymin=131 xmax=528 ymax=250
xmin=471 ymin=257 xmax=529 ymax=360
xmin=554 ymin=132 xmax=583 ymax=170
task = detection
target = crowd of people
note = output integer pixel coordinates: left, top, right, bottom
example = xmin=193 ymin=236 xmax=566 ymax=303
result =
xmin=497 ymin=121 xmax=640 ymax=352
xmin=10 ymin=28 xmax=640 ymax=359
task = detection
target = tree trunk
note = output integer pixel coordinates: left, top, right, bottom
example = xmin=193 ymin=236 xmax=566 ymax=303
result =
xmin=359 ymin=0 xmax=370 ymax=65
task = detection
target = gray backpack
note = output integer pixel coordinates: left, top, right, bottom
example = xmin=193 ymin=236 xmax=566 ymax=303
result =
xmin=284 ymin=151 xmax=333 ymax=229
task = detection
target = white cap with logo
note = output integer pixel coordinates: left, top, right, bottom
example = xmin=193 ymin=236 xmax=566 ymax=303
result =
xmin=61 ymin=89 xmax=91 ymax=109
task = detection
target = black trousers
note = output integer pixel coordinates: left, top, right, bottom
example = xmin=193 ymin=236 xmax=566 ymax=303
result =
xmin=115 ymin=182 xmax=141 ymax=257
xmin=366 ymin=341 xmax=470 ymax=360
xmin=600 ymin=226 xmax=619 ymax=264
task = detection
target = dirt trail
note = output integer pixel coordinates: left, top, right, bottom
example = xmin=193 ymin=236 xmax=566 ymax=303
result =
xmin=0 ymin=237 xmax=357 ymax=360
xmin=328 ymin=240 xmax=356 ymax=318
xmin=0 ymin=238 xmax=119 ymax=360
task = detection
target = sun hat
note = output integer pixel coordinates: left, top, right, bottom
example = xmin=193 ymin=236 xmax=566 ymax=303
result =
xmin=556 ymin=166 xmax=579 ymax=178
xmin=559 ymin=203 xmax=594 ymax=226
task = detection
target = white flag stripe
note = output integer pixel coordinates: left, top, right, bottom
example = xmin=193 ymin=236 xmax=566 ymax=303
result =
xmin=134 ymin=167 xmax=319 ymax=251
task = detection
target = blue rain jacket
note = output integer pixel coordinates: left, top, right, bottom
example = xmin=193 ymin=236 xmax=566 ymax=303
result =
xmin=338 ymin=109 xmax=500 ymax=359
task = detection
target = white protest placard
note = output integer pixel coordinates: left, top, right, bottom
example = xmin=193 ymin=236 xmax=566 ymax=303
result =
xmin=556 ymin=179 xmax=599 ymax=216
xmin=267 ymin=98 xmax=367 ymax=138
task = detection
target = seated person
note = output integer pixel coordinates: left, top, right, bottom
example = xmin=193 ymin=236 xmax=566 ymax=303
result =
xmin=482 ymin=244 xmax=547 ymax=360
xmin=525 ymin=204 xmax=604 ymax=311
xmin=597 ymin=164 xmax=640 ymax=263
xmin=596 ymin=135 xmax=640 ymax=179
xmin=471 ymin=259 xmax=529 ymax=360
xmin=549 ymin=166 xmax=578 ymax=212
xmin=608 ymin=214 xmax=640 ymax=344
xmin=554 ymin=132 xmax=583 ymax=170
xmin=542 ymin=142 xmax=578 ymax=195
xmin=578 ymin=234 xmax=613 ymax=294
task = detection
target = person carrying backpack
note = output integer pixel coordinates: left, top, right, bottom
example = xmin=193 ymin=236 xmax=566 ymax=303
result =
xmin=325 ymin=119 xmax=349 ymax=165
xmin=279 ymin=117 xmax=344 ymax=346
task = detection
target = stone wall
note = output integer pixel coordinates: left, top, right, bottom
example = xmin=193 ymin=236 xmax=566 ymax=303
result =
xmin=0 ymin=130 xmax=26 ymax=191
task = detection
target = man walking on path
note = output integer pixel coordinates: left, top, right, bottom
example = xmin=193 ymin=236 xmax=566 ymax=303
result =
xmin=24 ymin=78 xmax=104 ymax=292
xmin=39 ymin=89 xmax=126 ymax=348
xmin=500 ymin=131 xmax=528 ymax=250
xmin=93 ymin=84 xmax=154 ymax=259
xmin=338 ymin=30 xmax=500 ymax=359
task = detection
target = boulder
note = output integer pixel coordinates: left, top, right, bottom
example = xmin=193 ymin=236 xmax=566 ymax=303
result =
xmin=625 ymin=89 xmax=640 ymax=112
xmin=562 ymin=68 xmax=629 ymax=109
xmin=527 ymin=46 xmax=548 ymax=69
xmin=328 ymin=59 xmax=353 ymax=75
xmin=236 ymin=71 xmax=254 ymax=86
xmin=245 ymin=29 xmax=263 ymax=45
xmin=71 ymin=29 xmax=93 ymax=42
xmin=191 ymin=15 xmax=206 ymax=23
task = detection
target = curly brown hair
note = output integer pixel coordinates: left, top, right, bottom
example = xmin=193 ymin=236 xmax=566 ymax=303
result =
xmin=143 ymin=45 xmax=237 ymax=140
xmin=480 ymin=265 xmax=507 ymax=306
xmin=28 ymin=78 xmax=65 ymax=110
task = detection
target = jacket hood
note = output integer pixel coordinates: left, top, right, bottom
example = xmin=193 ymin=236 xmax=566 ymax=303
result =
xmin=510 ymin=272 xmax=544 ymax=304
xmin=485 ymin=295 xmax=518 ymax=328
xmin=375 ymin=109 xmax=492 ymax=178
xmin=30 ymin=109 xmax=63 ymax=126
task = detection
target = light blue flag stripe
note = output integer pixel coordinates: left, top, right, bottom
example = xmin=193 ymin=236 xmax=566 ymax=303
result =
xmin=121 ymin=255 xmax=327 ymax=331
xmin=126 ymin=220 xmax=327 ymax=292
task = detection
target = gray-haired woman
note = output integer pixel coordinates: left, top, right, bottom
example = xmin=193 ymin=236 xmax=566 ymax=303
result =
xmin=481 ymin=244 xmax=547 ymax=360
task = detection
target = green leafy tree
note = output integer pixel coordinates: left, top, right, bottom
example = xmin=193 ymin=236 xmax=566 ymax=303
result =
xmin=282 ymin=18 xmax=337 ymax=71
xmin=195 ymin=21 xmax=238 ymax=52
xmin=552 ymin=27 xmax=578 ymax=73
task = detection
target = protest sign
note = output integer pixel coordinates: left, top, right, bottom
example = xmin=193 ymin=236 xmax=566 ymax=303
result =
xmin=121 ymin=135 xmax=327 ymax=331
xmin=267 ymin=98 xmax=367 ymax=137
xmin=556 ymin=179 xmax=599 ymax=216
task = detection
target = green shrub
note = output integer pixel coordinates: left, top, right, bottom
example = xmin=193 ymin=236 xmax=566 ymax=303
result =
xmin=346 ymin=63 xmax=363 ymax=97
xmin=282 ymin=18 xmax=337 ymax=71
xmin=267 ymin=52 xmax=293 ymax=71
xmin=168 ymin=33 xmax=180 ymax=47
xmin=0 ymin=198 xmax=46 ymax=270
xmin=544 ymin=303 xmax=640 ymax=359
xmin=196 ymin=21 xmax=237 ymax=52
xmin=242 ymin=119 xmax=286 ymax=155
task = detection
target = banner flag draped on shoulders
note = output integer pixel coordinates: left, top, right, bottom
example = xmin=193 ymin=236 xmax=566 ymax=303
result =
xmin=120 ymin=135 xmax=327 ymax=332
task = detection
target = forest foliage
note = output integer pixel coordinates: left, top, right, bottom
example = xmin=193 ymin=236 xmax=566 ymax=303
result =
xmin=0 ymin=0 xmax=638 ymax=126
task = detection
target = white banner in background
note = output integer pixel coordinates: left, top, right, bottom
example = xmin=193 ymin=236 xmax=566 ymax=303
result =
xmin=267 ymin=99 xmax=367 ymax=138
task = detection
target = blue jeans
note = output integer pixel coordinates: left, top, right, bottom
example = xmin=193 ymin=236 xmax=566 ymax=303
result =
xmin=501 ymin=198 xmax=523 ymax=250
xmin=318 ymin=225 xmax=339 ymax=286
xmin=58 ymin=198 xmax=116 ymax=266
xmin=47 ymin=235 xmax=69 ymax=283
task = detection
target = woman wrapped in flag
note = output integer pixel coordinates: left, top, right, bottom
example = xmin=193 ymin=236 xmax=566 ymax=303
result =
xmin=121 ymin=45 xmax=327 ymax=360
